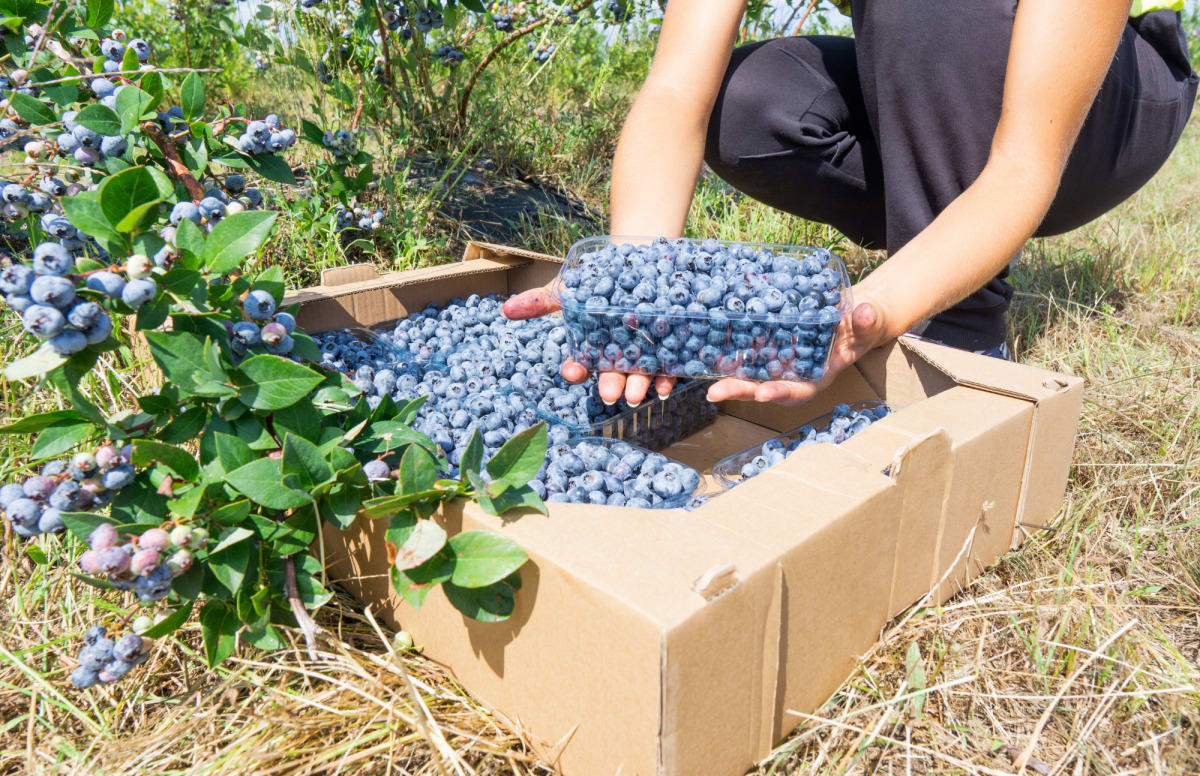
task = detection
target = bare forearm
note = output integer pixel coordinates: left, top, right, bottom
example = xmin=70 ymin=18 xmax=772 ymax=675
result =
xmin=609 ymin=88 xmax=708 ymax=237
xmin=856 ymin=160 xmax=1059 ymax=339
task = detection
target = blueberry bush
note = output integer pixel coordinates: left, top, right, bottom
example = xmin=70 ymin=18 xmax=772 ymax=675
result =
xmin=0 ymin=0 xmax=545 ymax=691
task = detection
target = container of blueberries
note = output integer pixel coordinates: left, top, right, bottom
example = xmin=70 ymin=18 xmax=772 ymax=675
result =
xmin=711 ymin=402 xmax=894 ymax=490
xmin=543 ymin=437 xmax=703 ymax=509
xmin=553 ymin=236 xmax=852 ymax=382
xmin=535 ymin=379 xmax=719 ymax=452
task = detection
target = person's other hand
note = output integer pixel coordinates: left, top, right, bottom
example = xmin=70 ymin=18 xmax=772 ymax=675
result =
xmin=501 ymin=283 xmax=677 ymax=406
xmin=704 ymin=290 xmax=890 ymax=405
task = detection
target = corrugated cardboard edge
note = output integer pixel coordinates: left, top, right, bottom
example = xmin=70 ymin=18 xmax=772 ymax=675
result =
xmin=894 ymin=338 xmax=1085 ymax=549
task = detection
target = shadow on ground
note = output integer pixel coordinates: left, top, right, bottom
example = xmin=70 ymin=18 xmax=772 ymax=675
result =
xmin=403 ymin=157 xmax=602 ymax=246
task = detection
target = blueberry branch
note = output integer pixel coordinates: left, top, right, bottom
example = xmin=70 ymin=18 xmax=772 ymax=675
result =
xmin=284 ymin=555 xmax=321 ymax=660
xmin=455 ymin=0 xmax=600 ymax=128
xmin=26 ymin=67 xmax=224 ymax=89
xmin=138 ymin=121 xmax=205 ymax=201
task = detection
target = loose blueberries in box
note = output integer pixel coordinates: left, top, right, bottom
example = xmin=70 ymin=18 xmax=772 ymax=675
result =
xmin=553 ymin=236 xmax=852 ymax=381
xmin=711 ymin=401 xmax=893 ymax=489
xmin=543 ymin=436 xmax=702 ymax=509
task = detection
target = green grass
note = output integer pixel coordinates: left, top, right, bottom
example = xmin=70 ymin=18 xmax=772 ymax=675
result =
xmin=2 ymin=9 xmax=1200 ymax=774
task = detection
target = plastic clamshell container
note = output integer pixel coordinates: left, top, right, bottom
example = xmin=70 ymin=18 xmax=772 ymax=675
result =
xmin=548 ymin=436 xmax=703 ymax=510
xmin=711 ymin=401 xmax=894 ymax=490
xmin=553 ymin=236 xmax=852 ymax=381
xmin=537 ymin=379 xmax=719 ymax=451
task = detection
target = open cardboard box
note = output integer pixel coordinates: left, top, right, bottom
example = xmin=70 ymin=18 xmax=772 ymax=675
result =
xmin=284 ymin=242 xmax=1085 ymax=776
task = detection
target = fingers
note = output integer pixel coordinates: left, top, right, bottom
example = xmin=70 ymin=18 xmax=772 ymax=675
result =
xmin=705 ymin=378 xmax=759 ymax=403
xmin=752 ymin=381 xmax=819 ymax=405
xmin=501 ymin=283 xmax=562 ymax=320
xmin=597 ymin=371 xmax=626 ymax=405
xmin=653 ymin=375 xmax=675 ymax=400
xmin=623 ymin=374 xmax=653 ymax=405
xmin=706 ymin=378 xmax=820 ymax=405
xmin=560 ymin=358 xmax=589 ymax=384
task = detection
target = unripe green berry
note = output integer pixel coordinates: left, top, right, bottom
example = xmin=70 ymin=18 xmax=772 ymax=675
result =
xmin=131 ymin=615 xmax=153 ymax=634
xmin=169 ymin=525 xmax=192 ymax=547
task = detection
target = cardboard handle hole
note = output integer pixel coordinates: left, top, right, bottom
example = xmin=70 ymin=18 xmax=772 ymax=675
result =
xmin=1042 ymin=378 xmax=1069 ymax=391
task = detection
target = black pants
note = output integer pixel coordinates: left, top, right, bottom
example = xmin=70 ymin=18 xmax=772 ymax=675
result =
xmin=704 ymin=4 xmax=1198 ymax=351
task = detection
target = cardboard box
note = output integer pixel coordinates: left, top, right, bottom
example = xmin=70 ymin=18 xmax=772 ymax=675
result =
xmin=285 ymin=242 xmax=1085 ymax=776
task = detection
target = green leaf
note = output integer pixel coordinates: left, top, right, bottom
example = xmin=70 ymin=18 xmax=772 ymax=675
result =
xmin=116 ymin=196 xmax=162 ymax=234
xmin=99 ymin=166 xmax=161 ymax=230
xmin=144 ymin=330 xmax=211 ymax=392
xmin=323 ymin=482 xmax=363 ymax=529
xmin=905 ymin=641 xmax=927 ymax=719
xmin=180 ymin=135 xmax=207 ymax=176
xmin=180 ymin=72 xmax=204 ymax=119
xmin=255 ymin=507 xmax=317 ymax=556
xmin=244 ymin=624 xmax=286 ymax=650
xmin=204 ymin=210 xmax=276 ymax=275
xmin=2 ymin=340 xmax=66 ymax=381
xmin=282 ymin=432 xmax=333 ymax=488
xmin=157 ymin=407 xmax=208 ymax=445
xmin=393 ymin=519 xmax=447 ymax=571
xmin=10 ymin=92 xmax=55 ymax=125
xmin=272 ymin=399 xmax=324 ymax=444
xmin=476 ymin=483 xmax=547 ymax=517
xmin=209 ymin=537 xmax=252 ymax=595
xmin=140 ymin=601 xmax=194 ymax=638
xmin=398 ymin=444 xmax=436 ymax=495
xmin=244 ymin=151 xmax=296 ymax=184
xmin=225 ymin=458 xmax=310 ymax=510
xmin=84 ymin=0 xmax=115 ymax=29
xmin=214 ymin=431 xmax=254 ymax=474
xmin=211 ymin=499 xmax=252 ymax=526
xmin=390 ymin=550 xmax=453 ymax=610
xmin=31 ymin=420 xmax=93 ymax=459
xmin=236 ymin=355 xmax=324 ymax=411
xmin=74 ymin=103 xmax=122 ymax=136
xmin=135 ymin=293 xmax=170 ymax=329
xmin=108 ymin=480 xmax=168 ymax=524
xmin=460 ymin=429 xmax=483 ymax=478
xmin=0 ymin=409 xmax=83 ymax=435
xmin=167 ymin=482 xmax=207 ymax=518
xmin=174 ymin=216 xmax=205 ymax=267
xmin=447 ymin=531 xmax=528 ymax=588
xmin=443 ymin=573 xmax=521 ymax=622
xmin=132 ymin=439 xmax=200 ymax=482
xmin=200 ymin=601 xmax=239 ymax=668
xmin=360 ymin=420 xmax=437 ymax=455
xmin=210 ymin=525 xmax=255 ymax=554
xmin=60 ymin=189 xmax=127 ymax=254
xmin=484 ymin=423 xmax=547 ymax=496
xmin=115 ymin=85 xmax=156 ymax=134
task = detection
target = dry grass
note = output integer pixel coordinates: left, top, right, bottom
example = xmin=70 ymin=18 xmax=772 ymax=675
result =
xmin=3 ymin=123 xmax=1200 ymax=776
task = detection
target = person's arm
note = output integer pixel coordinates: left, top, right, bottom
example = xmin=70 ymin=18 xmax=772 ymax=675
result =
xmin=608 ymin=0 xmax=746 ymax=237
xmin=503 ymin=0 xmax=746 ymax=405
xmin=709 ymin=0 xmax=1134 ymax=404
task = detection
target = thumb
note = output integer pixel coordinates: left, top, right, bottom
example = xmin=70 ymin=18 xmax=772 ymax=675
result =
xmin=849 ymin=300 xmax=886 ymax=345
xmin=501 ymin=283 xmax=562 ymax=320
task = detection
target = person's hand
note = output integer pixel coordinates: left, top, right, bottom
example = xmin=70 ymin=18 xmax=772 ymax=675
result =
xmin=502 ymin=283 xmax=677 ymax=405
xmin=705 ymin=289 xmax=890 ymax=405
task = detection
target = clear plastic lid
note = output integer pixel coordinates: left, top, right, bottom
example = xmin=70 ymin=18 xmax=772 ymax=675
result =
xmin=711 ymin=401 xmax=895 ymax=489
xmin=552 ymin=236 xmax=852 ymax=382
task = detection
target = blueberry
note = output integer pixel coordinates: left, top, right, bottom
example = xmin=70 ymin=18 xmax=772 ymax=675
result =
xmin=22 ymin=304 xmax=65 ymax=339
xmin=128 ymin=38 xmax=151 ymax=61
xmin=80 ymin=313 xmax=113 ymax=344
xmin=170 ymin=201 xmax=202 ymax=226
xmin=29 ymin=275 xmax=75 ymax=308
xmin=100 ymin=38 xmax=125 ymax=61
xmin=121 ymin=278 xmax=156 ymax=308
xmin=363 ymin=460 xmax=391 ymax=480
xmin=49 ymin=328 xmax=88 ymax=354
xmin=243 ymin=289 xmax=275 ymax=320
xmin=0 ymin=263 xmax=34 ymax=295
xmin=101 ymin=463 xmax=135 ymax=490
xmin=85 ymin=271 xmax=126 ymax=298
xmin=99 ymin=135 xmax=127 ymax=157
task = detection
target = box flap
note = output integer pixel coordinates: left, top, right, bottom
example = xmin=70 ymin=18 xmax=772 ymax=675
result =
xmin=899 ymin=336 xmax=1084 ymax=402
xmin=463 ymin=240 xmax=565 ymax=265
